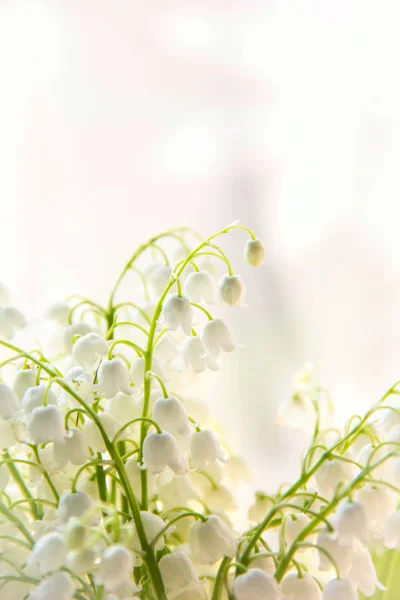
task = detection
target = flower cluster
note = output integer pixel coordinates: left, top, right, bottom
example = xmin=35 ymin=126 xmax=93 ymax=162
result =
xmin=0 ymin=223 xmax=398 ymax=600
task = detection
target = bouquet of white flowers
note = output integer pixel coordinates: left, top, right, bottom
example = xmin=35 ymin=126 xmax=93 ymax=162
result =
xmin=0 ymin=222 xmax=398 ymax=600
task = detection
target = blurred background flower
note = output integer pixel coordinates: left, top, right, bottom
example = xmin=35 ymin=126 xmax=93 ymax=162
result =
xmin=1 ymin=0 xmax=400 ymax=489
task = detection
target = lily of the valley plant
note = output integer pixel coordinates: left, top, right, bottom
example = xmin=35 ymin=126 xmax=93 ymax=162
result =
xmin=0 ymin=222 xmax=398 ymax=600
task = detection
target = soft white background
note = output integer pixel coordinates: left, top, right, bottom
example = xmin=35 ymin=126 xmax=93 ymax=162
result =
xmin=1 ymin=0 xmax=400 ymax=487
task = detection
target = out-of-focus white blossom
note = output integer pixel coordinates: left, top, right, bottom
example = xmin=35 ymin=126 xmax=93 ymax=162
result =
xmin=28 ymin=405 xmax=65 ymax=444
xmin=13 ymin=367 xmax=36 ymax=400
xmin=58 ymin=491 xmax=92 ymax=524
xmin=0 ymin=382 xmax=18 ymax=420
xmin=322 ymin=579 xmax=358 ymax=600
xmin=336 ymin=501 xmax=369 ymax=544
xmin=280 ymin=573 xmax=322 ymax=600
xmin=0 ymin=306 xmax=26 ymax=339
xmin=190 ymin=429 xmax=226 ymax=470
xmin=27 ymin=532 xmax=67 ymax=574
xmin=183 ymin=271 xmax=216 ymax=304
xmin=180 ymin=336 xmax=219 ymax=373
xmin=29 ymin=572 xmax=75 ymax=600
xmin=129 ymin=356 xmax=166 ymax=387
xmin=0 ymin=282 xmax=11 ymax=306
xmin=46 ymin=302 xmax=70 ymax=326
xmin=189 ymin=515 xmax=237 ymax=564
xmin=162 ymin=294 xmax=193 ymax=335
xmin=234 ymin=569 xmax=280 ymax=600
xmin=244 ymin=238 xmax=265 ymax=267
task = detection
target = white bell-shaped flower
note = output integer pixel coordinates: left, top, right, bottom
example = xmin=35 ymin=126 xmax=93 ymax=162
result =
xmin=190 ymin=429 xmax=227 ymax=470
xmin=129 ymin=356 xmax=166 ymax=387
xmin=66 ymin=547 xmax=97 ymax=575
xmin=348 ymin=541 xmax=385 ymax=597
xmin=203 ymin=485 xmax=236 ymax=512
xmin=244 ymin=238 xmax=265 ymax=267
xmin=29 ymin=572 xmax=75 ymax=600
xmin=0 ymin=282 xmax=11 ymax=306
xmin=149 ymin=264 xmax=172 ymax=296
xmin=131 ymin=511 xmax=167 ymax=552
xmin=162 ymin=294 xmax=193 ymax=335
xmin=355 ymin=484 xmax=397 ymax=535
xmin=83 ymin=413 xmax=119 ymax=453
xmin=72 ymin=333 xmax=108 ymax=370
xmin=65 ymin=520 xmax=87 ymax=550
xmin=180 ymin=336 xmax=219 ymax=373
xmin=284 ymin=513 xmax=312 ymax=548
xmin=159 ymin=474 xmax=199 ymax=509
xmin=142 ymin=432 xmax=187 ymax=475
xmin=280 ymin=573 xmax=322 ymax=600
xmin=22 ymin=385 xmax=57 ymax=414
xmin=0 ymin=306 xmax=26 ymax=339
xmin=315 ymin=458 xmax=357 ymax=497
xmin=53 ymin=427 xmax=89 ymax=467
xmin=0 ymin=382 xmax=18 ymax=420
xmin=28 ymin=405 xmax=65 ymax=444
xmin=97 ymin=358 xmax=132 ymax=398
xmin=218 ymin=274 xmax=246 ymax=308
xmin=13 ymin=368 xmax=36 ymax=400
xmin=58 ymin=491 xmax=92 ymax=524
xmin=323 ymin=578 xmax=357 ymax=600
xmin=153 ymin=333 xmax=178 ymax=363
xmin=183 ymin=271 xmax=216 ymax=304
xmin=63 ymin=322 xmax=92 ymax=354
xmin=189 ymin=515 xmax=237 ymax=564
xmin=0 ymin=420 xmax=18 ymax=449
xmin=317 ymin=530 xmax=354 ymax=576
xmin=201 ymin=318 xmax=236 ymax=358
xmin=383 ymin=511 xmax=400 ymax=549
xmin=336 ymin=501 xmax=368 ymax=544
xmin=233 ymin=569 xmax=280 ymax=600
xmin=153 ymin=396 xmax=190 ymax=436
xmin=27 ymin=532 xmax=67 ymax=574
xmin=248 ymin=494 xmax=274 ymax=523
xmin=46 ymin=302 xmax=70 ymax=326
xmin=105 ymin=392 xmax=142 ymax=425
xmin=159 ymin=551 xmax=204 ymax=598
xmin=249 ymin=555 xmax=275 ymax=575
xmin=96 ymin=545 xmax=135 ymax=591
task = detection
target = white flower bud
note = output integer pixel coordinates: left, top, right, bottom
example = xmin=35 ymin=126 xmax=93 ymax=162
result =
xmin=234 ymin=569 xmax=280 ymax=600
xmin=131 ymin=511 xmax=167 ymax=552
xmin=22 ymin=385 xmax=57 ymax=414
xmin=97 ymin=358 xmax=132 ymax=398
xmin=315 ymin=459 xmax=356 ymax=497
xmin=162 ymin=294 xmax=193 ymax=335
xmin=0 ymin=282 xmax=11 ymax=306
xmin=83 ymin=413 xmax=119 ymax=453
xmin=383 ymin=511 xmax=400 ymax=549
xmin=337 ymin=501 xmax=368 ymax=544
xmin=53 ymin=428 xmax=89 ymax=467
xmin=218 ymin=274 xmax=246 ymax=308
xmin=27 ymin=532 xmax=67 ymax=574
xmin=0 ymin=382 xmax=18 ymax=420
xmin=190 ymin=429 xmax=226 ymax=470
xmin=28 ymin=405 xmax=65 ymax=444
xmin=348 ymin=541 xmax=385 ymax=597
xmin=355 ymin=484 xmax=397 ymax=535
xmin=66 ymin=547 xmax=97 ymax=575
xmin=58 ymin=491 xmax=92 ymax=524
xmin=13 ymin=368 xmax=36 ymax=400
xmin=183 ymin=271 xmax=216 ymax=304
xmin=149 ymin=264 xmax=172 ymax=296
xmin=72 ymin=333 xmax=108 ymax=370
xmin=244 ymin=238 xmax=265 ymax=267
xmin=46 ymin=302 xmax=70 ymax=326
xmin=96 ymin=544 xmax=135 ymax=591
xmin=159 ymin=551 xmax=203 ymax=597
xmin=323 ymin=578 xmax=358 ymax=600
xmin=29 ymin=572 xmax=75 ymax=600
xmin=129 ymin=356 xmax=166 ymax=387
xmin=63 ymin=322 xmax=92 ymax=354
xmin=153 ymin=333 xmax=178 ymax=363
xmin=281 ymin=573 xmax=322 ymax=600
xmin=153 ymin=396 xmax=190 ymax=436
xmin=189 ymin=515 xmax=237 ymax=564
xmin=201 ymin=318 xmax=235 ymax=358
xmin=180 ymin=336 xmax=219 ymax=373
xmin=0 ymin=306 xmax=26 ymax=339
xmin=142 ymin=432 xmax=187 ymax=475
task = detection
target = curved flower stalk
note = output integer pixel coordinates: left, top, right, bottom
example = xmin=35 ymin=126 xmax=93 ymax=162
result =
xmin=0 ymin=223 xmax=398 ymax=600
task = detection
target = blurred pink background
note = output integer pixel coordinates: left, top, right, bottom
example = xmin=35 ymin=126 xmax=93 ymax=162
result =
xmin=1 ymin=0 xmax=400 ymax=487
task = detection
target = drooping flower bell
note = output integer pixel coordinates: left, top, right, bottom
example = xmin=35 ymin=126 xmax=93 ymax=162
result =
xmin=53 ymin=427 xmax=89 ymax=467
xmin=153 ymin=396 xmax=191 ymax=436
xmin=131 ymin=511 xmax=167 ymax=552
xmin=348 ymin=540 xmax=385 ymax=597
xmin=159 ymin=551 xmax=204 ymax=598
xmin=244 ymin=238 xmax=265 ymax=267
xmin=0 ymin=306 xmax=26 ymax=339
xmin=201 ymin=318 xmax=236 ymax=358
xmin=233 ymin=569 xmax=281 ymax=600
xmin=58 ymin=491 xmax=92 ymax=524
xmin=63 ymin=322 xmax=92 ymax=354
xmin=129 ymin=356 xmax=166 ymax=387
xmin=315 ymin=458 xmax=357 ymax=497
xmin=190 ymin=429 xmax=227 ymax=470
xmin=72 ymin=333 xmax=108 ymax=371
xmin=180 ymin=336 xmax=219 ymax=373
xmin=22 ymin=385 xmax=58 ymax=414
xmin=280 ymin=573 xmax=322 ymax=600
xmin=162 ymin=293 xmax=193 ymax=335
xmin=183 ymin=271 xmax=216 ymax=304
xmin=66 ymin=547 xmax=97 ymax=575
xmin=97 ymin=358 xmax=132 ymax=398
xmin=95 ymin=544 xmax=135 ymax=592
xmin=27 ymin=532 xmax=67 ymax=574
xmin=322 ymin=578 xmax=358 ymax=600
xmin=148 ymin=264 xmax=172 ymax=297
xmin=29 ymin=572 xmax=75 ymax=600
xmin=189 ymin=515 xmax=237 ymax=564
xmin=0 ymin=382 xmax=18 ymax=420
xmin=46 ymin=302 xmax=70 ymax=326
xmin=317 ymin=530 xmax=354 ymax=576
xmin=13 ymin=367 xmax=36 ymax=400
xmin=142 ymin=431 xmax=187 ymax=475
xmin=336 ymin=501 xmax=369 ymax=544
xmin=28 ymin=405 xmax=65 ymax=444
xmin=355 ymin=484 xmax=397 ymax=535
xmin=218 ymin=274 xmax=246 ymax=308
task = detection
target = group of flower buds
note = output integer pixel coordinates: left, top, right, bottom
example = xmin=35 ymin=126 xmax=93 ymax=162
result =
xmin=0 ymin=224 xmax=398 ymax=600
